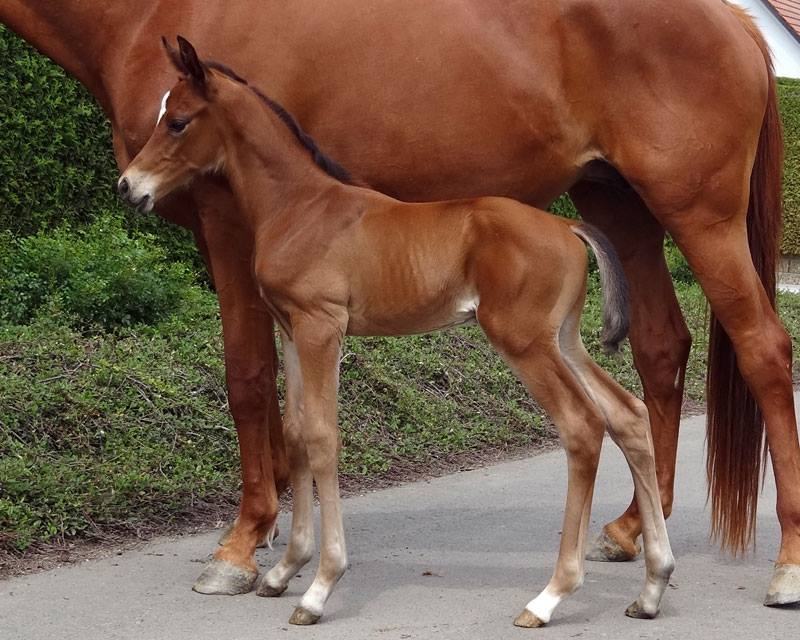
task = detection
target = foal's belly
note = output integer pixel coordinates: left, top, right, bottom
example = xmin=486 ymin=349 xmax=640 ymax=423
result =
xmin=345 ymin=292 xmax=478 ymax=337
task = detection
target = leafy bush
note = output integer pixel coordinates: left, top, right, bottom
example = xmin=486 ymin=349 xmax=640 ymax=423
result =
xmin=0 ymin=214 xmax=199 ymax=329
xmin=779 ymin=78 xmax=800 ymax=255
xmin=0 ymin=25 xmax=199 ymax=268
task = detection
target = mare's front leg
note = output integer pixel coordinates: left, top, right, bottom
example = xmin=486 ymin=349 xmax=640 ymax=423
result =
xmin=111 ymin=138 xmax=288 ymax=592
xmin=257 ymin=331 xmax=316 ymax=597
xmin=190 ymin=190 xmax=289 ymax=595
xmin=286 ymin=316 xmax=348 ymax=625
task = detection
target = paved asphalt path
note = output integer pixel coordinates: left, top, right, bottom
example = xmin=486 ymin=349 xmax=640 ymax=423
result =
xmin=2 ymin=393 xmax=799 ymax=640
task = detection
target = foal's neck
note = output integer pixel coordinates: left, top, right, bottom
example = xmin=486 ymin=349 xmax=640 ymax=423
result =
xmin=220 ymin=94 xmax=359 ymax=233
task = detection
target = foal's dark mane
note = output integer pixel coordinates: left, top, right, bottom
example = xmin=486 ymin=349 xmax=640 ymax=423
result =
xmin=206 ymin=60 xmax=353 ymax=184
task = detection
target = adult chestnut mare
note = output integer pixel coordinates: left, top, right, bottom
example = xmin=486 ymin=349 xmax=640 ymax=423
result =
xmin=2 ymin=0 xmax=798 ymax=608
xmin=118 ymin=38 xmax=675 ymax=626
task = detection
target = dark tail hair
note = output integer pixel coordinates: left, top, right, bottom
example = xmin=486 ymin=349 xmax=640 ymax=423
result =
xmin=572 ymin=223 xmax=630 ymax=355
xmin=707 ymin=4 xmax=784 ymax=554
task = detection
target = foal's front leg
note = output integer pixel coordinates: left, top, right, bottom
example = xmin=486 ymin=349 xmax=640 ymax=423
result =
xmin=257 ymin=333 xmax=316 ymax=597
xmin=287 ymin=318 xmax=348 ymax=626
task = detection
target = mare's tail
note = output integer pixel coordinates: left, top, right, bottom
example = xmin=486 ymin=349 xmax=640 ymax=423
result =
xmin=706 ymin=2 xmax=784 ymax=554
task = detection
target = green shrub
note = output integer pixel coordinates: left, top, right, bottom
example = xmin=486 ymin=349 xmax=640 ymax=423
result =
xmin=0 ymin=25 xmax=199 ymax=268
xmin=0 ymin=213 xmax=198 ymax=329
xmin=779 ymin=77 xmax=800 ymax=255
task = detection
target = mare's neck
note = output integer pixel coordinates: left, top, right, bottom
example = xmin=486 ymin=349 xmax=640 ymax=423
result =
xmin=0 ymin=1 xmax=157 ymax=113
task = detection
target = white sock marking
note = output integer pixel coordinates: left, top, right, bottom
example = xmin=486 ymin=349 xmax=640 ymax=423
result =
xmin=526 ymin=588 xmax=561 ymax=624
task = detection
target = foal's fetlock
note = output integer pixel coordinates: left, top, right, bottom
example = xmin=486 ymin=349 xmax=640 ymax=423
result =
xmin=256 ymin=574 xmax=288 ymax=598
xmin=257 ymin=547 xmax=314 ymax=597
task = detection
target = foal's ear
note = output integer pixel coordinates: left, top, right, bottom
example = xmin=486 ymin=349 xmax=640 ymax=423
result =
xmin=176 ymin=35 xmax=207 ymax=94
xmin=162 ymin=36 xmax=188 ymax=75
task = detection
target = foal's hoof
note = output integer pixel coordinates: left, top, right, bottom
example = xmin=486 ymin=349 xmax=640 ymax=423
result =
xmin=514 ymin=609 xmax=546 ymax=628
xmin=192 ymin=559 xmax=258 ymax=595
xmin=256 ymin=577 xmax=288 ymax=598
xmin=585 ymin=528 xmax=640 ymax=562
xmin=625 ymin=600 xmax=658 ymax=619
xmin=764 ymin=563 xmax=800 ymax=607
xmin=289 ymin=606 xmax=321 ymax=626
xmin=217 ymin=519 xmax=277 ymax=548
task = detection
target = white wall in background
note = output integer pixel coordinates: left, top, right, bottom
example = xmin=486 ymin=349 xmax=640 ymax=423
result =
xmin=734 ymin=0 xmax=800 ymax=77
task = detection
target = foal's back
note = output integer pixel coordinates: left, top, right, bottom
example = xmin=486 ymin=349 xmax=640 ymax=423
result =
xmin=336 ymin=194 xmax=586 ymax=337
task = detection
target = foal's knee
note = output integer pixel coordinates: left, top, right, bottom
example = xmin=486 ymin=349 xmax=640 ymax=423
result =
xmin=560 ymin=414 xmax=604 ymax=467
xmin=608 ymin=399 xmax=653 ymax=456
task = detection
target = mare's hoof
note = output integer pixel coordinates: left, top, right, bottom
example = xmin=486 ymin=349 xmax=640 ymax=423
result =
xmin=585 ymin=528 xmax=640 ymax=562
xmin=256 ymin=577 xmax=288 ymax=598
xmin=513 ymin=609 xmax=546 ymax=628
xmin=289 ymin=606 xmax=321 ymax=626
xmin=625 ymin=600 xmax=658 ymax=619
xmin=218 ymin=519 xmax=277 ymax=548
xmin=192 ymin=558 xmax=257 ymax=595
xmin=764 ymin=563 xmax=800 ymax=607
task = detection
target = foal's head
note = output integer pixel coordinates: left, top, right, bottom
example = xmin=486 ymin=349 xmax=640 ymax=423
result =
xmin=119 ymin=36 xmax=351 ymax=213
xmin=117 ymin=37 xmax=235 ymax=212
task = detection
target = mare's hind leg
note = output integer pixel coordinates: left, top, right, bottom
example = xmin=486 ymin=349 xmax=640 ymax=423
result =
xmin=559 ymin=314 xmax=675 ymax=617
xmin=665 ymin=198 xmax=800 ymax=604
xmin=480 ymin=317 xmax=604 ymax=627
xmin=570 ymin=181 xmax=690 ymax=562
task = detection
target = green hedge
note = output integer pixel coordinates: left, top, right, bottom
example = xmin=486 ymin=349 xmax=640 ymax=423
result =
xmin=779 ymin=78 xmax=800 ymax=255
xmin=1 ymin=25 xmax=799 ymax=254
xmin=0 ymin=26 xmax=198 ymax=267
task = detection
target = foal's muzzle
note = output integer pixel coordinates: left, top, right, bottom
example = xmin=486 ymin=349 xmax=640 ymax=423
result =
xmin=117 ymin=175 xmax=155 ymax=213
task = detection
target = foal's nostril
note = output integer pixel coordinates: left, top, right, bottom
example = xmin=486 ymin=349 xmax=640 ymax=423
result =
xmin=118 ymin=177 xmax=130 ymax=197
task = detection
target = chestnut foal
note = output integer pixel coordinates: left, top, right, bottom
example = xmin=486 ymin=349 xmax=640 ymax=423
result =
xmin=119 ymin=38 xmax=674 ymax=627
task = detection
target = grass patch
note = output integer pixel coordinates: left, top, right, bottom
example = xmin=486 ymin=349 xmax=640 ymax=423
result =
xmin=3 ymin=271 xmax=799 ymax=552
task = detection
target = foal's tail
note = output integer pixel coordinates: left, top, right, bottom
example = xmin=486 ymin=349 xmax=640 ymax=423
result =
xmin=571 ymin=223 xmax=630 ymax=355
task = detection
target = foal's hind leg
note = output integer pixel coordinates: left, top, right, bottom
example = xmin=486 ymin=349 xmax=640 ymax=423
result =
xmin=571 ymin=182 xmax=690 ymax=562
xmin=480 ymin=319 xmax=605 ymax=627
xmin=559 ymin=317 xmax=675 ymax=617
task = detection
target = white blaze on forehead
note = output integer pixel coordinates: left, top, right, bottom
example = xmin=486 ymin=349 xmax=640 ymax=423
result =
xmin=156 ymin=90 xmax=171 ymax=125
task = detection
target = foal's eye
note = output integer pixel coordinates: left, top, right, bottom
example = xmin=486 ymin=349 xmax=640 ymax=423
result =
xmin=167 ymin=118 xmax=189 ymax=135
